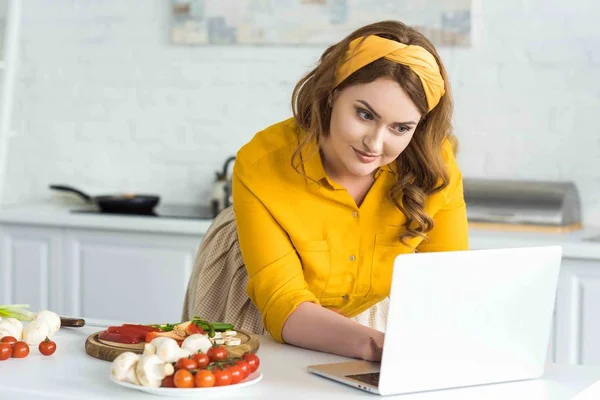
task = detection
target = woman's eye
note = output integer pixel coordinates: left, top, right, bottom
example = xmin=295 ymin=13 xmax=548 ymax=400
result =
xmin=393 ymin=125 xmax=410 ymax=134
xmin=357 ymin=109 xmax=373 ymax=120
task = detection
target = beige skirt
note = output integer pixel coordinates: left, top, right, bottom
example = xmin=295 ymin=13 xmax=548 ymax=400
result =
xmin=182 ymin=206 xmax=389 ymax=335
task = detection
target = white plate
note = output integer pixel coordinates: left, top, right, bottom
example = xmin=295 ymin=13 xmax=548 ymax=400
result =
xmin=110 ymin=371 xmax=263 ymax=397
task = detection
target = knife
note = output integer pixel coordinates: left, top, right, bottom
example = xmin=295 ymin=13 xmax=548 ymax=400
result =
xmin=60 ymin=317 xmax=86 ymax=328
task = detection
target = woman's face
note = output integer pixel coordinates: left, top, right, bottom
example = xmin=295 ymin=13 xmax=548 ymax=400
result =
xmin=321 ymin=77 xmax=422 ymax=180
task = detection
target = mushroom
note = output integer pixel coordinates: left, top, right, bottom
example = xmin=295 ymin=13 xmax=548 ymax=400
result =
xmin=144 ymin=337 xmax=190 ymax=363
xmin=110 ymin=352 xmax=141 ymax=385
xmin=0 ymin=317 xmax=23 ymax=340
xmin=143 ymin=337 xmax=173 ymax=356
xmin=136 ymin=354 xmax=175 ymax=387
xmin=22 ymin=318 xmax=51 ymax=345
xmin=181 ymin=334 xmax=213 ymax=355
xmin=34 ymin=310 xmax=61 ymax=336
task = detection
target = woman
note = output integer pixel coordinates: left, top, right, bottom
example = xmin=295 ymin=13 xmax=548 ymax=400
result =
xmin=183 ymin=20 xmax=468 ymax=362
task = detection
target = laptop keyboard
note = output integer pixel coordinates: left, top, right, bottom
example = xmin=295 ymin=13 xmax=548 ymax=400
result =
xmin=346 ymin=372 xmax=380 ymax=386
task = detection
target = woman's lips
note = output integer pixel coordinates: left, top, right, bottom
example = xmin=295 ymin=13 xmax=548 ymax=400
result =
xmin=352 ymin=147 xmax=380 ymax=163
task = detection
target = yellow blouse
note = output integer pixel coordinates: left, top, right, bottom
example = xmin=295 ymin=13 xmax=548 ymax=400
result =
xmin=232 ymin=118 xmax=469 ymax=343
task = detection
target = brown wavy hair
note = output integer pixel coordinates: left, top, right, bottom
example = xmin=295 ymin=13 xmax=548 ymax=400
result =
xmin=291 ymin=20 xmax=457 ymax=243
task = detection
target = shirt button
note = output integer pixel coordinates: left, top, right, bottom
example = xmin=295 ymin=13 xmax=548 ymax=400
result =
xmin=343 ymin=295 xmax=349 ymax=301
xmin=349 ymin=255 xmax=356 ymax=261
xmin=352 ymin=211 xmax=358 ymax=218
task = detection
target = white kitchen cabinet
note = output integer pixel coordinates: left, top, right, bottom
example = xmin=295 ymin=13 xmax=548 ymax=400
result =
xmin=0 ymin=224 xmax=63 ymax=312
xmin=62 ymin=228 xmax=201 ymax=324
xmin=554 ymin=258 xmax=600 ymax=366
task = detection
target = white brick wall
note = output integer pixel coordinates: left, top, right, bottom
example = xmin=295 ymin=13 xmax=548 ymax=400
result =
xmin=3 ymin=0 xmax=600 ymax=224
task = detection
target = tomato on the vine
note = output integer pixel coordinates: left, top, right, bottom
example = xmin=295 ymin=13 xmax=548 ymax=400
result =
xmin=176 ymin=357 xmax=198 ymax=370
xmin=191 ymin=352 xmax=210 ymax=368
xmin=236 ymin=360 xmax=250 ymax=379
xmin=243 ymin=353 xmax=260 ymax=372
xmin=228 ymin=365 xmax=243 ymax=384
xmin=194 ymin=369 xmax=216 ymax=388
xmin=213 ymin=368 xmax=232 ymax=386
xmin=173 ymin=369 xmax=194 ymax=388
xmin=207 ymin=345 xmax=228 ymax=362
xmin=161 ymin=375 xmax=175 ymax=388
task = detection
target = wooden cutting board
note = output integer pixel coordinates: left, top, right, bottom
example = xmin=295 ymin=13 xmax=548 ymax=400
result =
xmin=85 ymin=329 xmax=260 ymax=362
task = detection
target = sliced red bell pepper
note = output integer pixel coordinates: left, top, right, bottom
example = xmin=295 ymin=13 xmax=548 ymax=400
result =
xmin=122 ymin=324 xmax=162 ymax=332
xmin=107 ymin=326 xmax=149 ymax=341
xmin=98 ymin=331 xmax=140 ymax=344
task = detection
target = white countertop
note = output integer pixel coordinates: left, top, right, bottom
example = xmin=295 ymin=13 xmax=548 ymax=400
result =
xmin=2 ymin=318 xmax=600 ymax=399
xmin=2 ymin=202 xmax=600 ymax=259
xmin=468 ymin=226 xmax=600 ymax=260
xmin=0 ymin=202 xmax=213 ymax=235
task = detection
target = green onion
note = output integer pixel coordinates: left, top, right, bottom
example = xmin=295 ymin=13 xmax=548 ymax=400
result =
xmin=191 ymin=317 xmax=234 ymax=334
xmin=149 ymin=323 xmax=177 ymax=332
xmin=0 ymin=304 xmax=36 ymax=321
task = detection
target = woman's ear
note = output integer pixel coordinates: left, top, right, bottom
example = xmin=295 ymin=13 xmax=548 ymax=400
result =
xmin=332 ymin=88 xmax=340 ymax=101
xmin=329 ymin=89 xmax=340 ymax=107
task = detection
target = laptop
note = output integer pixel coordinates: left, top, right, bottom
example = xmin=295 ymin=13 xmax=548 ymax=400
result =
xmin=307 ymin=246 xmax=562 ymax=396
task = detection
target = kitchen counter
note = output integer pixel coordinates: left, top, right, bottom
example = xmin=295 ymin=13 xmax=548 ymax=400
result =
xmin=2 ymin=202 xmax=600 ymax=259
xmin=469 ymin=226 xmax=600 ymax=260
xmin=1 ymin=319 xmax=600 ymax=399
xmin=0 ymin=203 xmax=213 ymax=235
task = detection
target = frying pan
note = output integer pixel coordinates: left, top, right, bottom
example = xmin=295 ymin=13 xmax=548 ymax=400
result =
xmin=50 ymin=184 xmax=160 ymax=215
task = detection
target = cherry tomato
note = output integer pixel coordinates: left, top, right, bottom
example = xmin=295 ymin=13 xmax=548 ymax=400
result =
xmin=191 ymin=352 xmax=210 ymax=369
xmin=1 ymin=336 xmax=17 ymax=345
xmin=0 ymin=343 xmax=12 ymax=360
xmin=173 ymin=369 xmax=194 ymax=388
xmin=236 ymin=360 xmax=250 ymax=379
xmin=194 ymin=369 xmax=216 ymax=388
xmin=176 ymin=357 xmax=198 ymax=370
xmin=12 ymin=341 xmax=29 ymax=358
xmin=161 ymin=375 xmax=175 ymax=388
xmin=228 ymin=365 xmax=243 ymax=384
xmin=207 ymin=345 xmax=228 ymax=362
xmin=213 ymin=368 xmax=232 ymax=386
xmin=243 ymin=353 xmax=260 ymax=372
xmin=39 ymin=337 xmax=56 ymax=356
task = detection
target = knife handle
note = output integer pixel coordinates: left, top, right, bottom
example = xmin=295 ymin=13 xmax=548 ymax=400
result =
xmin=60 ymin=317 xmax=86 ymax=328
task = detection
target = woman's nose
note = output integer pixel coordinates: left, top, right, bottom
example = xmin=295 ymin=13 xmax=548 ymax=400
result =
xmin=362 ymin=127 xmax=385 ymax=154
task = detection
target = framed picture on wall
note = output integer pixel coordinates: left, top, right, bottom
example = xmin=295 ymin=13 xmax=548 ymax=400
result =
xmin=169 ymin=0 xmax=473 ymax=47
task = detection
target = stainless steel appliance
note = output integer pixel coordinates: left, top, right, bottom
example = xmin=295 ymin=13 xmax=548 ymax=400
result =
xmin=463 ymin=178 xmax=582 ymax=232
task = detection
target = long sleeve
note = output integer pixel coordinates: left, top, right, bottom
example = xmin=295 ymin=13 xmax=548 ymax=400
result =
xmin=232 ymin=166 xmax=319 ymax=343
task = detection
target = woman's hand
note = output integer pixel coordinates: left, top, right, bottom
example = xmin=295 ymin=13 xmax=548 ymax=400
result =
xmin=361 ymin=331 xmax=385 ymax=361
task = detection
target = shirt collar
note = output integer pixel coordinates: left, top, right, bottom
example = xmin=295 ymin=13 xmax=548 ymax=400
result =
xmin=375 ymin=161 xmax=398 ymax=178
xmin=300 ymin=137 xmax=328 ymax=182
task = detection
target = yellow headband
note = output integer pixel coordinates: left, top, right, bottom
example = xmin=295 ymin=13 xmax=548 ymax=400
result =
xmin=334 ymin=35 xmax=446 ymax=111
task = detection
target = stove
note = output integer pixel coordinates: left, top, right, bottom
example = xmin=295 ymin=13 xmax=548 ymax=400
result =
xmin=70 ymin=203 xmax=216 ymax=220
